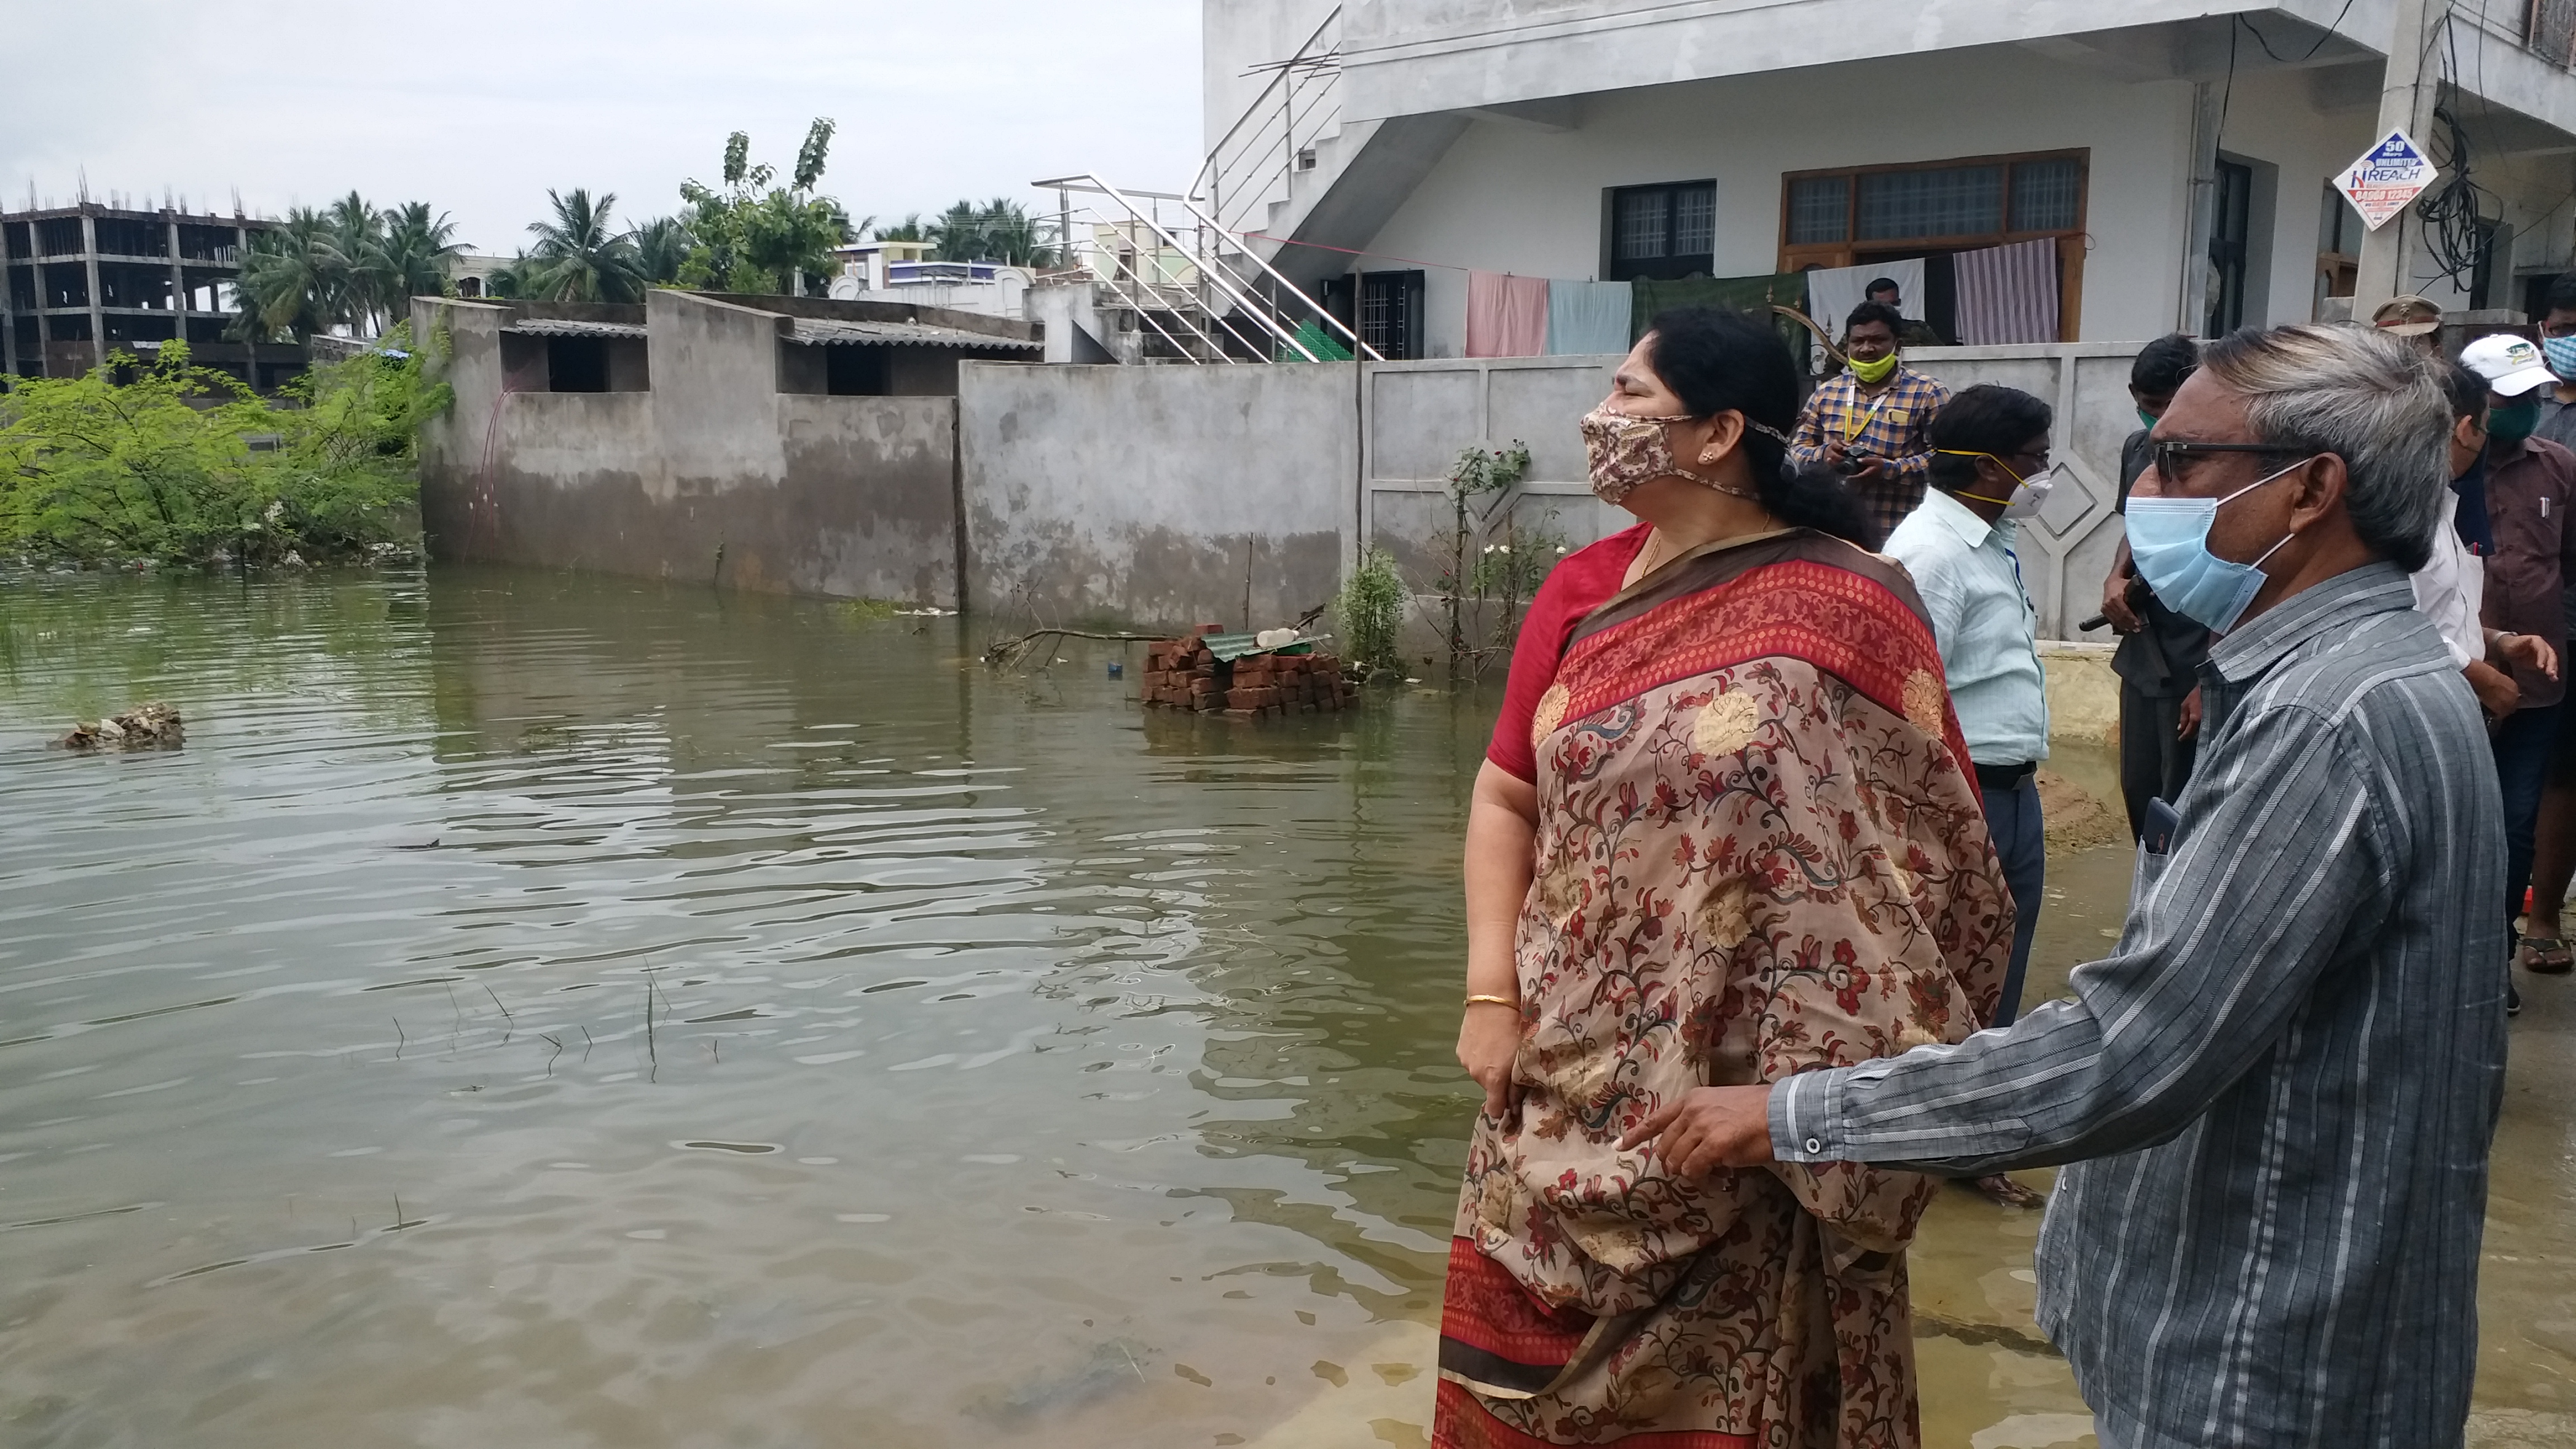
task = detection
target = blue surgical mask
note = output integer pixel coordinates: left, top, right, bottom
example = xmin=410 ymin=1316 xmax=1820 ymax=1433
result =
xmin=2544 ymin=333 xmax=2576 ymax=381
xmin=2124 ymin=458 xmax=2310 ymax=633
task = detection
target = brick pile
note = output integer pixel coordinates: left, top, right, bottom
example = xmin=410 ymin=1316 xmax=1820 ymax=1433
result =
xmin=1139 ymin=634 xmax=1358 ymax=718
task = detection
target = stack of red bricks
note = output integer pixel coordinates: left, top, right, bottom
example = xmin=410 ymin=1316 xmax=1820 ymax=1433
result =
xmin=1139 ymin=633 xmax=1358 ymax=718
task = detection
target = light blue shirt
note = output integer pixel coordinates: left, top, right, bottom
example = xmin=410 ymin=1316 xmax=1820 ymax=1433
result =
xmin=1882 ymin=488 xmax=2048 ymax=766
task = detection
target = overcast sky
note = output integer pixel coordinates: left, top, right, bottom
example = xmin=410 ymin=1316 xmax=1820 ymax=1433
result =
xmin=3 ymin=0 xmax=1202 ymax=253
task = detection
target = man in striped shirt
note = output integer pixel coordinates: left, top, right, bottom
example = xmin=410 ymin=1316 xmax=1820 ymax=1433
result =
xmin=1627 ymin=324 xmax=2506 ymax=1448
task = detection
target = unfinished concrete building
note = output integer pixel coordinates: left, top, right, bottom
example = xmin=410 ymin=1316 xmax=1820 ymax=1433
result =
xmin=1 ymin=203 xmax=307 ymax=388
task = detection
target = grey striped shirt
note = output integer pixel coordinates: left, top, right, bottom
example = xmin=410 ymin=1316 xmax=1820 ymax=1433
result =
xmin=1770 ymin=562 xmax=2507 ymax=1448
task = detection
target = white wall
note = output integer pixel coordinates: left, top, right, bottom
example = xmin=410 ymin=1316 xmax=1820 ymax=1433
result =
xmin=1202 ymin=0 xmax=1342 ymax=157
xmin=1348 ymin=46 xmax=2200 ymax=353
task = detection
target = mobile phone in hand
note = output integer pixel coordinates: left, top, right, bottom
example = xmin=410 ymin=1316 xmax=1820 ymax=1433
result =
xmin=2143 ymin=797 xmax=2181 ymax=855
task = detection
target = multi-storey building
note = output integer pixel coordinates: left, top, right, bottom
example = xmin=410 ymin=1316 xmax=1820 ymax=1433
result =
xmin=1 ymin=203 xmax=307 ymax=389
xmin=1201 ymin=0 xmax=2576 ymax=358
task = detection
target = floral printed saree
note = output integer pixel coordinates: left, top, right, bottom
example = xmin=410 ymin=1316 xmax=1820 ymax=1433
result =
xmin=1434 ymin=529 xmax=2015 ymax=1449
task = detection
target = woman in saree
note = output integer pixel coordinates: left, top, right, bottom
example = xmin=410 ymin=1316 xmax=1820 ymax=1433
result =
xmin=1439 ymin=308 xmax=2014 ymax=1449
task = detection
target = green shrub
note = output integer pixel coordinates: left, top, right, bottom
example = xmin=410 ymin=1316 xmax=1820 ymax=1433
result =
xmin=0 ymin=328 xmax=450 ymax=567
xmin=1337 ymin=547 xmax=1405 ymax=678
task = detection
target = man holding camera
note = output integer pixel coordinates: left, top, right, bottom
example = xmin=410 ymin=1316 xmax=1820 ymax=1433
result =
xmin=1790 ymin=300 xmax=1952 ymax=542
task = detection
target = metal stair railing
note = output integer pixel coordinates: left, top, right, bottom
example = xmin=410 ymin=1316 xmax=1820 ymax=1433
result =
xmin=1195 ymin=7 xmax=1344 ymax=240
xmin=1035 ymin=173 xmax=1380 ymax=364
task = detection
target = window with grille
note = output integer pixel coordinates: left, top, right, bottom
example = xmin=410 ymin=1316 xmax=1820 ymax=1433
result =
xmin=1606 ymin=181 xmax=1717 ymax=282
xmin=1778 ymin=150 xmax=2089 ymax=339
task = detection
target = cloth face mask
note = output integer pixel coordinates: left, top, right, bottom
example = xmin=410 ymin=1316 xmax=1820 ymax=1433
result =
xmin=1578 ymin=406 xmax=1777 ymax=505
xmin=2123 ymin=458 xmax=2310 ymax=633
xmin=1847 ymin=352 xmax=1898 ymax=386
xmin=2544 ymin=333 xmax=2576 ymax=381
xmin=2488 ymin=395 xmax=2541 ymax=444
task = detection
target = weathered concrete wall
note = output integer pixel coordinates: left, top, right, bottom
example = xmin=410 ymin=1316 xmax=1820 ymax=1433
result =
xmin=414 ymin=291 xmax=960 ymax=606
xmin=958 ymin=360 xmax=1358 ymax=631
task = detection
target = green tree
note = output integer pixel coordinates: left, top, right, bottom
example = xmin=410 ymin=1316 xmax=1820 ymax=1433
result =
xmin=0 ymin=334 xmax=447 ymax=566
xmin=231 ymin=207 xmax=344 ymax=342
xmin=368 ymin=202 xmax=463 ymax=323
xmin=522 ymin=188 xmax=645 ymax=302
xmin=631 ymin=215 xmax=694 ymax=285
xmin=677 ymin=120 xmax=853 ymax=295
xmin=873 ymin=214 xmax=925 ymax=243
xmin=925 ymin=197 xmax=1059 ymax=266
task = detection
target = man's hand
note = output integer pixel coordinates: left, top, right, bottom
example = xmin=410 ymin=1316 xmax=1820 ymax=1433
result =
xmin=2466 ymin=660 xmax=2521 ymax=721
xmin=2100 ymin=574 xmax=2143 ymax=634
xmin=1457 ymin=1003 xmax=1523 ymax=1122
xmin=2178 ymin=685 xmax=2202 ymax=742
xmin=1823 ymin=440 xmax=1850 ymax=467
xmin=1848 ymin=456 xmax=1890 ymax=484
xmin=1616 ymin=1086 xmax=1775 ymax=1176
xmin=2496 ymin=632 xmax=2561 ymax=681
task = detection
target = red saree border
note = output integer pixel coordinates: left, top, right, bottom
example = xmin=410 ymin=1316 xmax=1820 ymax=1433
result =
xmin=1551 ymin=556 xmax=1972 ymax=776
xmin=1433 ymin=1379 xmax=1759 ymax=1449
xmin=1438 ymin=1237 xmax=1595 ymax=1391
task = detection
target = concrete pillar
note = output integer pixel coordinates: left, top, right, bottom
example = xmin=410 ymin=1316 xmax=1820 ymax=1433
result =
xmin=168 ymin=213 xmax=186 ymax=344
xmin=2352 ymin=0 xmax=2441 ymax=314
xmin=82 ymin=211 xmax=104 ymax=369
xmin=0 ymin=214 xmax=15 ymax=379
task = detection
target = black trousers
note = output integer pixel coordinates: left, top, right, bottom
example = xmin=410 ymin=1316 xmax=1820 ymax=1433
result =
xmin=2118 ymin=683 xmax=2198 ymax=842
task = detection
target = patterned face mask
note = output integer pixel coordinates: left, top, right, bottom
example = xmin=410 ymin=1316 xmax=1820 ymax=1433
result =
xmin=1578 ymin=405 xmax=1781 ymax=505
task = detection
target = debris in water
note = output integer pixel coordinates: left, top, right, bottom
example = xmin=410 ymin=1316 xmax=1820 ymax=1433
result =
xmin=58 ymin=703 xmax=184 ymax=751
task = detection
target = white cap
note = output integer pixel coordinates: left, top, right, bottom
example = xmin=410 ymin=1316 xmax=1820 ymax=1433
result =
xmin=2461 ymin=333 xmax=2558 ymax=397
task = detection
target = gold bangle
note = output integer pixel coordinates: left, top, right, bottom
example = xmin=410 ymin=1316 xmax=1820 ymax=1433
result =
xmin=1464 ymin=993 xmax=1519 ymax=1008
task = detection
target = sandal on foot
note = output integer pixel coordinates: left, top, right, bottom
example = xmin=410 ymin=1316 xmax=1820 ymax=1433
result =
xmin=1966 ymin=1173 xmax=2047 ymax=1210
xmin=2518 ymin=937 xmax=2574 ymax=975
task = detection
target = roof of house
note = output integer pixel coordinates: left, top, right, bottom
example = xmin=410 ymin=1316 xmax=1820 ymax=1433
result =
xmin=506 ymin=318 xmax=648 ymax=339
xmin=785 ymin=317 xmax=1042 ymax=351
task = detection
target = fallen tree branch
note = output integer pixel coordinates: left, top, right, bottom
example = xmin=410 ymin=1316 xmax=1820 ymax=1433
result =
xmin=983 ymin=627 xmax=1164 ymax=670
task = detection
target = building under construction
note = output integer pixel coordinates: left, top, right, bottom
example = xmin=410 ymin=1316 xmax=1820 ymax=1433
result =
xmin=2 ymin=203 xmax=306 ymax=389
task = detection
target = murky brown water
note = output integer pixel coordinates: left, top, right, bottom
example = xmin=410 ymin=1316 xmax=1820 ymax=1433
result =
xmin=1 ymin=566 xmax=2569 ymax=1448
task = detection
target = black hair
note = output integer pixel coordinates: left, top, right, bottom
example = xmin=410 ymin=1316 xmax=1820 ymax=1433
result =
xmin=2442 ymin=360 xmax=2489 ymax=423
xmin=1846 ymin=300 xmax=1904 ymax=337
xmin=1644 ymin=306 xmax=1881 ymax=548
xmin=1925 ymin=384 xmax=2054 ymax=495
xmin=2545 ymin=271 xmax=2576 ymax=318
xmin=1864 ymin=277 xmax=1901 ymax=298
xmin=2130 ymin=332 xmax=2199 ymax=396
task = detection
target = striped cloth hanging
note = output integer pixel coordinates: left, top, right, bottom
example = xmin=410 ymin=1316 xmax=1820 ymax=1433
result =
xmin=1953 ymin=239 xmax=2061 ymax=345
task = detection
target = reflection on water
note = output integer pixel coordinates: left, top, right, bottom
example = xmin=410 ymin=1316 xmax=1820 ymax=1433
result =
xmin=0 ymin=566 xmax=2563 ymax=1447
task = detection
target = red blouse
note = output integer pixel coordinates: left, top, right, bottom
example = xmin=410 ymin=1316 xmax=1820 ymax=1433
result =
xmin=1485 ymin=522 xmax=1653 ymax=781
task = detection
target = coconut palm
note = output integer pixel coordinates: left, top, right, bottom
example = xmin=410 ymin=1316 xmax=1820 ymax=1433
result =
xmin=630 ymin=215 xmax=694 ymax=286
xmin=230 ymin=207 xmax=342 ymax=341
xmin=523 ymin=188 xmax=645 ymax=303
xmin=874 ymin=214 xmax=925 ymax=243
xmin=368 ymin=202 xmax=463 ymax=324
xmin=925 ymin=198 xmax=1058 ymax=266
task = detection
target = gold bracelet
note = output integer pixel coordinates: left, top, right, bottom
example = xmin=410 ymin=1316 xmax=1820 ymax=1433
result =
xmin=1464 ymin=993 xmax=1519 ymax=1008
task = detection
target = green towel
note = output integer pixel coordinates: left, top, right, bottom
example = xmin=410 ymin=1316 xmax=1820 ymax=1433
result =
xmin=1278 ymin=319 xmax=1353 ymax=362
xmin=1630 ymin=274 xmax=1813 ymax=356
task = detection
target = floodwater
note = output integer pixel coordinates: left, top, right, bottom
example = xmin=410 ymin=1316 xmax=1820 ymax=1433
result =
xmin=0 ymin=566 xmax=2570 ymax=1449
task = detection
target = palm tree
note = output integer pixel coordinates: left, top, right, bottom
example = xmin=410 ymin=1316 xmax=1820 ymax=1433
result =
xmin=230 ymin=207 xmax=340 ymax=341
xmin=629 ymin=215 xmax=694 ymax=286
xmin=321 ymin=192 xmax=387 ymax=329
xmin=874 ymin=215 xmax=925 ymax=243
xmin=926 ymin=201 xmax=989 ymax=262
xmin=523 ymin=188 xmax=645 ymax=303
xmin=369 ymin=202 xmax=463 ymax=322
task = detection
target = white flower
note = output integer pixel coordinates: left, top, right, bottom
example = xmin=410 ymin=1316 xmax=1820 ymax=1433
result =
xmin=1498 ymin=545 xmax=1510 ymax=554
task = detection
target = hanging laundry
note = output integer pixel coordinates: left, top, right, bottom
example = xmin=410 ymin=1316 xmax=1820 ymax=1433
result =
xmin=1803 ymin=258 xmax=1926 ymax=339
xmin=1627 ymin=274 xmax=1810 ymax=356
xmin=1546 ymin=280 xmax=1633 ymax=356
xmin=1466 ymin=272 xmax=1550 ymax=357
xmin=1952 ymin=239 xmax=2061 ymax=345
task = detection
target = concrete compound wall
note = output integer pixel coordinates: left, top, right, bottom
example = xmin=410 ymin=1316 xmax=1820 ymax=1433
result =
xmin=958 ymin=361 xmax=1359 ymax=629
xmin=415 ymin=290 xmax=962 ymax=606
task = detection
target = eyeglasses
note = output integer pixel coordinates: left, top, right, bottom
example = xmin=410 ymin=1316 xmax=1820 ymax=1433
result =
xmin=2147 ymin=439 xmax=2310 ymax=483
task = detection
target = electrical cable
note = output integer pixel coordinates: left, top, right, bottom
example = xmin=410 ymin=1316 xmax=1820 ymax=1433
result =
xmin=2236 ymin=0 xmax=2362 ymax=63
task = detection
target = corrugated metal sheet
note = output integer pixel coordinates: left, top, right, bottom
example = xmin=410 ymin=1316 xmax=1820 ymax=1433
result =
xmin=786 ymin=318 xmax=1041 ymax=352
xmin=505 ymin=319 xmax=648 ymax=338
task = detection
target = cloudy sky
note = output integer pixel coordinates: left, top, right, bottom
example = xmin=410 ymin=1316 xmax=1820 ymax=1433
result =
xmin=3 ymin=0 xmax=1202 ymax=253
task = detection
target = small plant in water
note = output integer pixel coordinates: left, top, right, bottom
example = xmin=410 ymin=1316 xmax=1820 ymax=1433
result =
xmin=1336 ymin=548 xmax=1405 ymax=681
xmin=1434 ymin=441 xmax=1533 ymax=675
